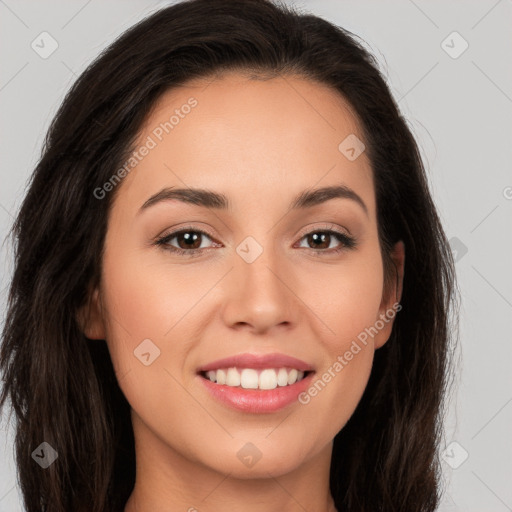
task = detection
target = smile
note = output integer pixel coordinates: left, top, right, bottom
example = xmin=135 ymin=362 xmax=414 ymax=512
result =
xmin=196 ymin=352 xmax=316 ymax=413
xmin=200 ymin=367 xmax=310 ymax=390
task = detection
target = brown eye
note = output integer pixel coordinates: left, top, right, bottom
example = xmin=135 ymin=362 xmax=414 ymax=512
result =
xmin=173 ymin=231 xmax=204 ymax=250
xmin=305 ymin=232 xmax=332 ymax=249
xmin=155 ymin=228 xmax=217 ymax=256
xmin=297 ymin=230 xmax=356 ymax=253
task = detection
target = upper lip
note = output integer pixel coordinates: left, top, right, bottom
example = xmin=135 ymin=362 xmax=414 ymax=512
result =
xmin=197 ymin=353 xmax=315 ymax=373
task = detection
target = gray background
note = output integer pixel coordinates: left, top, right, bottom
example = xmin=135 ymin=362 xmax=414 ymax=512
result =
xmin=1 ymin=1 xmax=511 ymax=510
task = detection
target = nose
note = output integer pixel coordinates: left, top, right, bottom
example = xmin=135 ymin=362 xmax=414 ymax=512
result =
xmin=219 ymin=239 xmax=298 ymax=334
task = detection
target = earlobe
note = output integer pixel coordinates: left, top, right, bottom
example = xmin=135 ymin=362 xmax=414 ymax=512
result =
xmin=76 ymin=286 xmax=106 ymax=340
xmin=374 ymin=240 xmax=405 ymax=349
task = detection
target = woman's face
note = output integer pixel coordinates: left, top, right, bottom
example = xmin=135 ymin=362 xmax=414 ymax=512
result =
xmin=83 ymin=72 xmax=403 ymax=481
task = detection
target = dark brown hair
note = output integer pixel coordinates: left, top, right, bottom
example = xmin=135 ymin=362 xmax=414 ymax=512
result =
xmin=0 ymin=0 xmax=457 ymax=510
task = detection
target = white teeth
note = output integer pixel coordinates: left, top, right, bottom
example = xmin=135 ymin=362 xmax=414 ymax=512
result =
xmin=226 ymin=368 xmax=241 ymax=387
xmin=287 ymin=368 xmax=298 ymax=385
xmin=216 ymin=368 xmax=226 ymax=385
xmin=277 ymin=368 xmax=289 ymax=386
xmin=259 ymin=369 xmax=278 ymax=390
xmin=203 ymin=367 xmax=308 ymax=389
xmin=240 ymin=369 xmax=259 ymax=389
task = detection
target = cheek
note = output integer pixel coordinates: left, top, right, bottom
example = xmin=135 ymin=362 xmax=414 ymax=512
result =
xmin=292 ymin=248 xmax=383 ymax=427
xmin=299 ymin=251 xmax=384 ymax=346
xmin=295 ymin=268 xmax=381 ymax=437
xmin=97 ymin=245 xmax=188 ymax=387
xmin=100 ymin=240 xmax=211 ymax=344
xmin=98 ymin=250 xmax=204 ymax=440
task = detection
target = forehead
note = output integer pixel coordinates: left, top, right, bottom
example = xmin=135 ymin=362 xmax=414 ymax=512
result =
xmin=113 ymin=71 xmax=374 ymax=215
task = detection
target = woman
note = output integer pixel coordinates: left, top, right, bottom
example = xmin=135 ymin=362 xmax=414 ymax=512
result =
xmin=0 ymin=0 xmax=457 ymax=510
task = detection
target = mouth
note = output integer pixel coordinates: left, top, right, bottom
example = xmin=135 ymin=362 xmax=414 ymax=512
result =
xmin=196 ymin=353 xmax=316 ymax=413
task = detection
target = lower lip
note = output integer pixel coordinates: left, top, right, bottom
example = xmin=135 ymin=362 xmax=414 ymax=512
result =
xmin=198 ymin=372 xmax=315 ymax=413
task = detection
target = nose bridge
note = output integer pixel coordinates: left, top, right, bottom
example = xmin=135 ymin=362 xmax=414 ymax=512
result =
xmin=236 ymin=232 xmax=285 ymax=298
xmin=221 ymin=231 xmax=296 ymax=331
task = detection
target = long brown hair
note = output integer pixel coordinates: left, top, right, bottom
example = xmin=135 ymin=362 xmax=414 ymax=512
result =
xmin=0 ymin=0 xmax=457 ymax=510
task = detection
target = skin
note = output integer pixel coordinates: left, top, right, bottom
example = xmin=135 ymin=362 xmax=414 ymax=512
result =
xmin=79 ymin=71 xmax=404 ymax=512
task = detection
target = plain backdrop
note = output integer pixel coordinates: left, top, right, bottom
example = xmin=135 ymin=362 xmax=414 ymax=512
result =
xmin=1 ymin=1 xmax=511 ymax=510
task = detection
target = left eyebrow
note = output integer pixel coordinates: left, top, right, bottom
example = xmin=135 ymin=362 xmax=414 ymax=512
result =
xmin=138 ymin=184 xmax=368 ymax=216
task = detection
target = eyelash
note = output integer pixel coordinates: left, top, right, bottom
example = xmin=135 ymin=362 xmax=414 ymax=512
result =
xmin=154 ymin=224 xmax=357 ymax=258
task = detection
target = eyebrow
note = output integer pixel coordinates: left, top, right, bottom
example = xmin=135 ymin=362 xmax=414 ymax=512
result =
xmin=139 ymin=184 xmax=368 ymax=216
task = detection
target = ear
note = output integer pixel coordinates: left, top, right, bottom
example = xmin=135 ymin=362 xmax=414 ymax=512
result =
xmin=76 ymin=286 xmax=106 ymax=340
xmin=374 ymin=240 xmax=405 ymax=349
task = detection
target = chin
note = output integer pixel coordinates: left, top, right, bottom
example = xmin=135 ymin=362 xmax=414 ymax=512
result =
xmin=196 ymin=438 xmax=312 ymax=479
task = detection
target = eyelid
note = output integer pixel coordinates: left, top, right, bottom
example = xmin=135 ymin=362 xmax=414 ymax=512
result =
xmin=295 ymin=222 xmax=352 ymax=239
xmin=156 ymin=224 xmax=219 ymax=243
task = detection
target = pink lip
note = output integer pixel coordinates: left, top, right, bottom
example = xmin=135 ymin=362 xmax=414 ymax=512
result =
xmin=197 ymin=352 xmax=314 ymax=373
xmin=198 ymin=371 xmax=315 ymax=413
